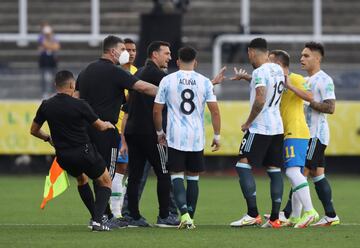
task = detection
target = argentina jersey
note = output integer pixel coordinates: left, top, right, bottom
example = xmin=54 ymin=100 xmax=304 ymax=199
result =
xmin=249 ymin=63 xmax=285 ymax=135
xmin=304 ymin=70 xmax=336 ymax=145
xmin=155 ymin=70 xmax=217 ymax=151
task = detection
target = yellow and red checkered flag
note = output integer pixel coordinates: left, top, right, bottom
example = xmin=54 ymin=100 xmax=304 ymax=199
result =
xmin=40 ymin=158 xmax=70 ymax=209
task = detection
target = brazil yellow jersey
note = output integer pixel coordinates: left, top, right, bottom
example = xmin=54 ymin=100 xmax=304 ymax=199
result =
xmin=280 ymin=72 xmax=310 ymax=139
xmin=115 ymin=64 xmax=137 ymax=131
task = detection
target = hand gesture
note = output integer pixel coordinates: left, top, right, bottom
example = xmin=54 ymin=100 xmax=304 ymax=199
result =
xmin=212 ymin=66 xmax=227 ymax=85
xmin=230 ymin=67 xmax=251 ymax=81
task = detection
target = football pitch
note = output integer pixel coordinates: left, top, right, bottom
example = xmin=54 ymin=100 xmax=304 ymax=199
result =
xmin=0 ymin=175 xmax=359 ymax=248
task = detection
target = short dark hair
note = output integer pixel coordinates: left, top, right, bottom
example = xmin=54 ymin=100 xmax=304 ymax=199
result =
xmin=124 ymin=38 xmax=135 ymax=44
xmin=178 ymin=46 xmax=197 ymax=63
xmin=147 ymin=41 xmax=170 ymax=58
xmin=248 ymin=38 xmax=268 ymax=52
xmin=269 ymin=50 xmax=290 ymax=67
xmin=102 ymin=35 xmax=124 ymax=53
xmin=55 ymin=70 xmax=74 ymax=88
xmin=305 ymin=42 xmax=325 ymax=57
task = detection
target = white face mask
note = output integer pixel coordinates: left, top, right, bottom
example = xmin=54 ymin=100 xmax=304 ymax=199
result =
xmin=119 ymin=50 xmax=130 ymax=65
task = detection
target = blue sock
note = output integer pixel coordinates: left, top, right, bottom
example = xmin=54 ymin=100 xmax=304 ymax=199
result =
xmin=186 ymin=176 xmax=199 ymax=219
xmin=171 ymin=175 xmax=188 ymax=215
xmin=267 ymin=168 xmax=283 ymax=221
xmin=235 ymin=162 xmax=258 ymax=217
xmin=313 ymin=175 xmax=336 ymax=218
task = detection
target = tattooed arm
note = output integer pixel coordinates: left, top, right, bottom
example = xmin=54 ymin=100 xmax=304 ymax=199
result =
xmin=242 ymin=86 xmax=266 ymax=131
xmin=309 ymin=99 xmax=335 ymax=114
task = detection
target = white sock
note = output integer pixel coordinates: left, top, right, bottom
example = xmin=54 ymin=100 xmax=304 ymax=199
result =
xmin=291 ymin=191 xmax=302 ymax=218
xmin=286 ymin=167 xmax=314 ymax=213
xmin=110 ymin=173 xmax=124 ymax=218
xmin=119 ymin=176 xmax=127 ymax=212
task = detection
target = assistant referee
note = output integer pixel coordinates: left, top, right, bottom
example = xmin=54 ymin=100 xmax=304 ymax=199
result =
xmin=30 ymin=70 xmax=115 ymax=231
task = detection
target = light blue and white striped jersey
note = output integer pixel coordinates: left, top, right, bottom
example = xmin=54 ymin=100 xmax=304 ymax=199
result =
xmin=249 ymin=63 xmax=285 ymax=135
xmin=155 ymin=70 xmax=217 ymax=152
xmin=304 ymin=70 xmax=336 ymax=145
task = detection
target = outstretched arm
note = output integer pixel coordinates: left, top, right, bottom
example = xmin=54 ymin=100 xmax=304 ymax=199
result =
xmin=285 ymin=75 xmax=313 ymax=102
xmin=309 ymin=99 xmax=335 ymax=114
xmin=230 ymin=67 xmax=252 ymax=82
xmin=132 ymin=80 xmax=158 ymax=97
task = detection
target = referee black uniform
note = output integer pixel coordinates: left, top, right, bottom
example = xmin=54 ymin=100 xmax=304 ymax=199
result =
xmin=76 ymin=58 xmax=138 ymax=178
xmin=31 ymin=70 xmax=114 ymax=231
xmin=125 ymin=59 xmax=171 ymax=221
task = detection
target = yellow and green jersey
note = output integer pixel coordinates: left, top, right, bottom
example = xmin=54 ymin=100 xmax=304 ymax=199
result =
xmin=280 ymin=72 xmax=310 ymax=140
xmin=115 ymin=64 xmax=137 ymax=131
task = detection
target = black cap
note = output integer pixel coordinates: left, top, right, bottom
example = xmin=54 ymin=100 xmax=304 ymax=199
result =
xmin=248 ymin=38 xmax=267 ymax=50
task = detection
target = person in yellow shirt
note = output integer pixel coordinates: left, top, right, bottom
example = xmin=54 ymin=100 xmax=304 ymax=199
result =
xmin=110 ymin=38 xmax=137 ymax=219
xmin=269 ymin=50 xmax=318 ymax=228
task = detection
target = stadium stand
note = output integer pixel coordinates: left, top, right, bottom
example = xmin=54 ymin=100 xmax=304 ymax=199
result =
xmin=0 ymin=0 xmax=360 ymax=99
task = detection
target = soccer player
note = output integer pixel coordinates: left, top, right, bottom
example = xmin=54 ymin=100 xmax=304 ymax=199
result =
xmin=153 ymin=46 xmax=221 ymax=229
xmin=269 ymin=50 xmax=319 ymax=228
xmin=229 ymin=38 xmax=285 ymax=228
xmin=30 ymin=71 xmax=115 ymax=231
xmin=110 ymin=38 xmax=138 ymax=219
xmin=300 ymin=42 xmax=340 ymax=226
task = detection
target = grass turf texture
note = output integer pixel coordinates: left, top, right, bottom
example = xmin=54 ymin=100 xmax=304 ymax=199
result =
xmin=0 ymin=175 xmax=359 ymax=248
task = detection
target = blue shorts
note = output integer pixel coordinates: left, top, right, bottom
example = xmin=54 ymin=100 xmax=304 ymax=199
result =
xmin=283 ymin=138 xmax=308 ymax=168
xmin=116 ymin=136 xmax=129 ymax=163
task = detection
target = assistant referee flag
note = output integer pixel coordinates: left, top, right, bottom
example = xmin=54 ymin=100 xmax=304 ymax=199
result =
xmin=40 ymin=158 xmax=70 ymax=209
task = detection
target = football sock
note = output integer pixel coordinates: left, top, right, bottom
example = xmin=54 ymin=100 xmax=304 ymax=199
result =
xmin=235 ymin=163 xmax=258 ymax=218
xmin=93 ymin=181 xmax=113 ymax=219
xmin=313 ymin=175 xmax=336 ymax=218
xmin=286 ymin=167 xmax=314 ymax=212
xmin=267 ymin=168 xmax=283 ymax=221
xmin=94 ymin=186 xmax=111 ymax=223
xmin=186 ymin=176 xmax=199 ymax=219
xmin=110 ymin=172 xmax=125 ymax=218
xmin=291 ymin=190 xmax=302 ymax=218
xmin=171 ymin=175 xmax=188 ymax=215
xmin=78 ymin=183 xmax=95 ymax=220
xmin=283 ymin=190 xmax=293 ymax=218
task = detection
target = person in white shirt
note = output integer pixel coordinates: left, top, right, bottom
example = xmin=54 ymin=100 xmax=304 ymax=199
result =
xmin=153 ymin=46 xmax=221 ymax=229
xmin=301 ymin=42 xmax=339 ymax=226
xmin=230 ymin=38 xmax=285 ymax=228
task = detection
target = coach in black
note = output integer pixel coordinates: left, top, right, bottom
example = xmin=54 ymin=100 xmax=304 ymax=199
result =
xmin=124 ymin=41 xmax=177 ymax=227
xmin=75 ymin=36 xmax=158 ymax=223
xmin=30 ymin=71 xmax=115 ymax=231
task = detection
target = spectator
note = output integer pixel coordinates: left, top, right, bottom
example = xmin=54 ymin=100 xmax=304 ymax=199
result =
xmin=38 ymin=22 xmax=60 ymax=98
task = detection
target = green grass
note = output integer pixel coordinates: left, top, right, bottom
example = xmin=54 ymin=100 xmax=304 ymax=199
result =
xmin=0 ymin=175 xmax=359 ymax=248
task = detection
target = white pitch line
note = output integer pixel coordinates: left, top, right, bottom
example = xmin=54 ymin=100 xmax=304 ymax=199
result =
xmin=0 ymin=223 xmax=359 ymax=226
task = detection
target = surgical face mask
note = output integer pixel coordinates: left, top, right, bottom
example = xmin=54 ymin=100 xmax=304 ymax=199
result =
xmin=119 ymin=50 xmax=130 ymax=65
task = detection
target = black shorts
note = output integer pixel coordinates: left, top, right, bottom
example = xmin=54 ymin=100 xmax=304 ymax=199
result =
xmin=305 ymin=138 xmax=327 ymax=169
xmin=238 ymin=132 xmax=284 ymax=167
xmin=88 ymin=126 xmax=120 ymax=179
xmin=56 ymin=143 xmax=106 ymax=179
xmin=167 ymin=147 xmax=205 ymax=173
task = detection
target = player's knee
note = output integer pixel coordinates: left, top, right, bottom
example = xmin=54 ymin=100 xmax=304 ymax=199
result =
xmin=115 ymin=163 xmax=127 ymax=174
xmin=96 ymin=169 xmax=112 ymax=188
xmin=76 ymin=173 xmax=88 ymax=186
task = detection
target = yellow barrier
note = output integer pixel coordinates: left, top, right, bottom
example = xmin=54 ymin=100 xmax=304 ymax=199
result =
xmin=0 ymin=100 xmax=359 ymax=155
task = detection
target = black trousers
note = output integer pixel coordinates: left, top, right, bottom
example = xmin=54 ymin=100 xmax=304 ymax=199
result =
xmin=125 ymin=133 xmax=171 ymax=219
xmin=88 ymin=126 xmax=120 ymax=179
